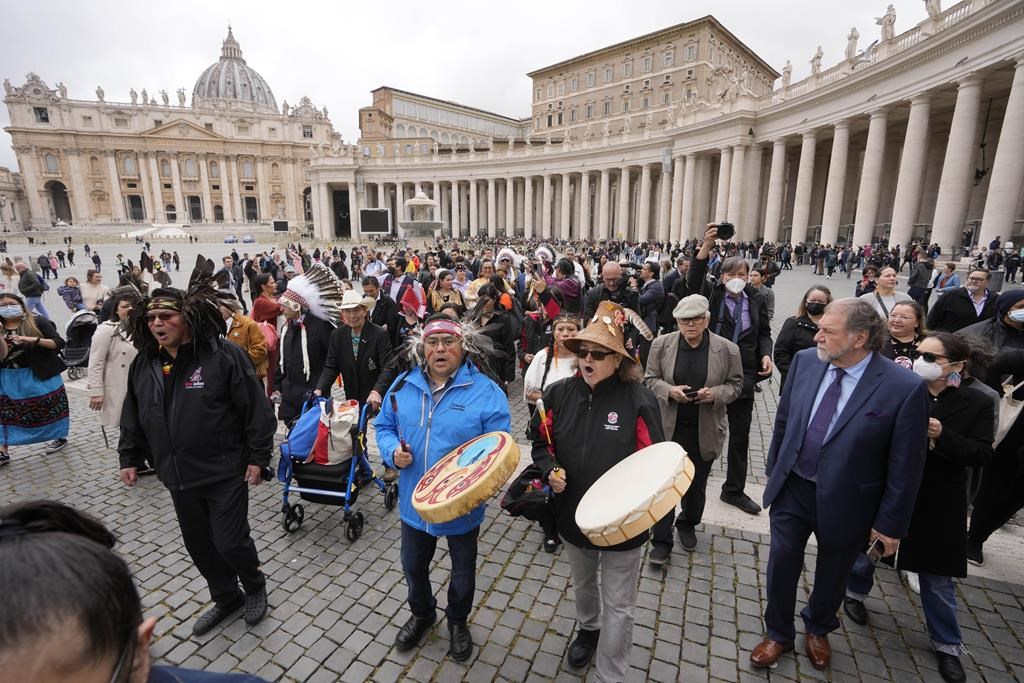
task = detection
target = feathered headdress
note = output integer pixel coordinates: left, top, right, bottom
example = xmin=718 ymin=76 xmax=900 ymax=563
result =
xmin=393 ymin=317 xmax=503 ymax=387
xmin=129 ymin=255 xmax=235 ymax=355
xmin=278 ymin=262 xmax=344 ymax=324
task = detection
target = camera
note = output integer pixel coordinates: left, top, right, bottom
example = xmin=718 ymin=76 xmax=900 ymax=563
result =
xmin=716 ymin=221 xmax=735 ymax=241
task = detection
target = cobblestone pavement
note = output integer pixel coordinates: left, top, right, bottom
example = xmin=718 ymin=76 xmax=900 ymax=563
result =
xmin=2 ymin=255 xmax=1023 ymax=682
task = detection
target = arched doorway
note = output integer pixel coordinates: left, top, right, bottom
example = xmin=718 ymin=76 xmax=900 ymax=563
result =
xmin=45 ymin=180 xmax=72 ymax=224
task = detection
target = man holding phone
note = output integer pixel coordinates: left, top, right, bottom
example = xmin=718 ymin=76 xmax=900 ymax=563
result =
xmin=643 ymin=294 xmax=744 ymax=562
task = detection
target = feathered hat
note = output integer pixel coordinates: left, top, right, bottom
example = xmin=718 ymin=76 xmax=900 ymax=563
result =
xmin=563 ymin=301 xmax=652 ymax=363
xmin=278 ymin=262 xmax=344 ymax=324
xmin=129 ymin=255 xmax=234 ymax=355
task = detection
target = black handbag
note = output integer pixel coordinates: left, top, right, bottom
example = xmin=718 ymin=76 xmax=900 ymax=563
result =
xmin=500 ymin=464 xmax=554 ymax=522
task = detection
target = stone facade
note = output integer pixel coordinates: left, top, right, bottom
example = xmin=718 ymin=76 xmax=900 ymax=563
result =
xmin=0 ymin=166 xmax=27 ymax=231
xmin=316 ymin=0 xmax=1024 ymax=254
xmin=2 ymin=28 xmax=339 ymax=229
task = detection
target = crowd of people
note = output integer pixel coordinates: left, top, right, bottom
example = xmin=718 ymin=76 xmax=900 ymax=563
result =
xmin=1 ymin=225 xmax=1022 ymax=683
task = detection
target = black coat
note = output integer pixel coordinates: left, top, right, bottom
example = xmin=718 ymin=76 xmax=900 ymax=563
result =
xmin=479 ymin=310 xmax=516 ymax=384
xmin=773 ymin=315 xmax=818 ymax=391
xmin=926 ymin=287 xmax=997 ymax=332
xmin=369 ymin=295 xmax=400 ymax=348
xmin=275 ymin=314 xmax=333 ymax=424
xmin=688 ymin=255 xmax=773 ymax=397
xmin=316 ymin=321 xmax=394 ymax=404
xmin=895 ymin=384 xmax=995 ymax=577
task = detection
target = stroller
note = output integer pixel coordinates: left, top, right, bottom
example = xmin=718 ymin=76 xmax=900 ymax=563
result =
xmin=61 ymin=309 xmax=99 ymax=380
xmin=277 ymin=400 xmax=398 ymax=541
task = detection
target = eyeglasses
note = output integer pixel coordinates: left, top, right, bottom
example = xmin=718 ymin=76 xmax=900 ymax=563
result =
xmin=145 ymin=311 xmax=179 ymax=323
xmin=574 ymin=347 xmax=615 ymax=360
xmin=966 ymin=276 xmax=989 ymax=282
xmin=677 ymin=317 xmax=705 ymax=327
xmin=918 ymin=351 xmax=948 ymax=364
xmin=424 ymin=336 xmax=461 ymax=349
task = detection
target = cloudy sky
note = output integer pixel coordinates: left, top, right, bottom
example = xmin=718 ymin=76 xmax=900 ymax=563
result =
xmin=0 ymin=0 xmax=931 ymax=170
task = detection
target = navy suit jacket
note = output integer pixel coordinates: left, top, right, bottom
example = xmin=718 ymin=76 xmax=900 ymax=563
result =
xmin=764 ymin=348 xmax=929 ymax=546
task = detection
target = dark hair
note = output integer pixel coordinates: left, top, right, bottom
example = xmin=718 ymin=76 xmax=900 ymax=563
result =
xmin=795 ymin=285 xmax=832 ymax=318
xmin=254 ymin=273 xmax=272 ymax=290
xmin=890 ymin=300 xmax=927 ymax=337
xmin=644 ymin=261 xmax=661 ymax=280
xmin=719 ymin=256 xmax=749 ymax=276
xmin=556 ymin=258 xmax=575 ymax=277
xmin=86 ymin=269 xmax=100 ymax=282
xmin=394 ymin=257 xmax=408 ymax=271
xmin=925 ymin=331 xmax=972 ymax=370
xmin=968 ymin=267 xmax=991 ymax=279
xmin=0 ymin=501 xmax=141 ymax=664
xmin=361 ymin=275 xmax=380 ymax=288
xmin=540 ymin=317 xmax=580 ymax=389
xmin=959 ymin=332 xmax=995 ymax=378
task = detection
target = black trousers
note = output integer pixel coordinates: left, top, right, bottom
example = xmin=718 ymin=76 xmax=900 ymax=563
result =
xmin=722 ymin=395 xmax=755 ymax=497
xmin=969 ymin=439 xmax=1024 ymax=545
xmin=168 ymin=476 xmax=265 ymax=605
xmin=652 ymin=423 xmax=712 ymax=547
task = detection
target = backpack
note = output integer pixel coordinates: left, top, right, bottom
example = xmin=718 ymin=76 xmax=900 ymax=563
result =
xmin=36 ymin=273 xmax=49 ymax=292
xmin=658 ymin=292 xmax=679 ymax=333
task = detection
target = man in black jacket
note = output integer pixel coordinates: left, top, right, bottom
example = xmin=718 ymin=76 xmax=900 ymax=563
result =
xmin=688 ymin=225 xmax=774 ymax=515
xmin=316 ymin=291 xmax=397 ymax=481
xmin=583 ymin=261 xmax=639 ymax=320
xmin=118 ymin=285 xmax=277 ymax=637
xmin=926 ymin=268 xmax=997 ymax=332
xmin=363 ymin=276 xmax=400 ymax=347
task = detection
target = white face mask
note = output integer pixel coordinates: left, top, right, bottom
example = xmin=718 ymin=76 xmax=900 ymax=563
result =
xmin=912 ymin=357 xmax=943 ymax=381
xmin=724 ymin=278 xmax=746 ymax=295
xmin=1009 ymin=309 xmax=1024 ymax=323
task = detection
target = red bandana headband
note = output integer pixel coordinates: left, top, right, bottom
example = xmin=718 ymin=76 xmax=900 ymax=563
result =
xmin=422 ymin=319 xmax=462 ymax=339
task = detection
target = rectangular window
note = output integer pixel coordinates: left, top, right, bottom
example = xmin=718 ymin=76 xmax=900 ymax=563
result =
xmin=536 ymin=87 xmax=542 ymax=101
xmin=603 ymin=101 xmax=611 ymax=115
xmin=546 ymin=114 xmax=552 ymax=127
xmin=663 ymin=93 xmax=671 ymax=104
xmin=642 ymin=96 xmax=649 ymax=109
xmin=642 ymin=56 xmax=653 ymax=73
xmin=302 ymin=125 xmax=313 ymax=138
xmin=33 ymin=107 xmax=49 ymax=123
xmin=556 ymin=112 xmax=563 ymax=125
xmin=664 ymin=51 xmax=674 ymax=67
xmin=664 ymin=74 xmax=672 ymax=83
xmin=570 ymin=78 xmax=578 ymax=92
xmin=114 ymin=117 xmax=128 ymax=128
xmin=586 ymin=72 xmax=596 ymax=88
xmin=570 ymin=109 xmax=577 ymax=122
xmin=205 ymin=122 xmax=214 ymax=131
xmin=244 ymin=185 xmax=254 ymax=191
xmin=557 ymin=81 xmax=564 ymax=96
xmin=604 ymin=67 xmax=613 ymax=83
xmin=153 ymin=119 xmax=162 ymax=127
xmin=268 ymin=127 xmax=277 ymax=137
xmin=237 ymin=123 xmax=250 ymax=135
xmin=643 ymin=79 xmax=650 ymax=88
xmin=624 ymin=84 xmax=631 ymax=93
xmin=624 ymin=62 xmax=633 ymax=77
xmin=547 ymin=84 xmax=553 ymax=98
xmin=126 ymin=182 xmax=137 ymax=189
xmin=586 ymin=104 xmax=594 ymax=119
xmin=82 ymin=115 xmax=93 ymax=126
xmin=211 ymin=184 xmax=220 ymax=190
xmin=622 ymin=100 xmax=630 ymax=112
xmin=687 ymin=69 xmax=694 ymax=79
xmin=687 ymin=45 xmax=697 ymax=61
xmin=163 ymin=183 xmax=172 ymax=189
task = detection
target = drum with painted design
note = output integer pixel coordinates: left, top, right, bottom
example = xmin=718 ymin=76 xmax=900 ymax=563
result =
xmin=575 ymin=442 xmax=694 ymax=546
xmin=412 ymin=431 xmax=520 ymax=524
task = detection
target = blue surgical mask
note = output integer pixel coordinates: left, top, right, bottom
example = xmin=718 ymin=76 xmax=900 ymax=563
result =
xmin=1009 ymin=309 xmax=1024 ymax=324
xmin=0 ymin=304 xmax=23 ymax=319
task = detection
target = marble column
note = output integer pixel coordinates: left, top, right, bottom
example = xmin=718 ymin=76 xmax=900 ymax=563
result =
xmin=505 ymin=178 xmax=515 ymax=235
xmin=397 ymin=182 xmax=407 ymax=226
xmin=147 ymin=153 xmax=164 ymax=222
xmin=740 ymin=144 xmax=764 ymax=241
xmin=714 ymin=147 xmax=732 ymax=222
xmin=852 ymin=108 xmax=889 ymax=247
xmin=105 ymin=153 xmax=126 ymax=222
xmin=496 ymin=181 xmax=506 ymax=233
xmin=726 ymin=144 xmax=746 ymax=225
xmin=598 ymin=169 xmax=611 ymax=240
xmin=616 ymin=166 xmax=631 ymax=239
xmin=438 ymin=182 xmax=449 ymax=235
xmin=655 ymin=169 xmax=670 ymax=242
xmin=376 ymin=183 xmax=386 ymax=210
xmin=17 ymin=151 xmax=49 ymax=227
xmin=67 ymin=151 xmax=92 ymax=222
xmin=450 ymin=181 xmax=461 ymax=236
xmin=283 ymin=161 xmax=298 ymax=223
xmin=134 ymin=152 xmax=154 ymax=222
xmin=820 ymin=121 xmax=851 ymax=246
xmin=559 ymin=173 xmax=572 ymax=240
xmin=310 ymin=183 xmax=322 ymax=236
xmin=889 ymin=95 xmax=933 ymax=249
xmin=932 ymin=77 xmax=984 ymax=254
xmin=318 ymin=182 xmax=332 ymax=239
xmin=468 ymin=180 xmax=478 ymax=236
xmin=256 ymin=159 xmax=272 ymax=221
xmin=228 ymin=157 xmax=244 ymax=222
xmin=524 ymin=176 xmax=534 ymax=239
xmin=637 ymin=164 xmax=653 ymax=242
xmin=578 ymin=172 xmax=591 ymax=239
xmin=349 ymin=179 xmax=361 ymax=234
xmin=763 ymin=140 xmax=787 ymax=243
xmin=218 ymin=157 xmax=233 ymax=222
xmin=198 ymin=155 xmax=214 ymax=222
xmin=680 ymin=154 xmax=697 ymax=240
xmin=168 ymin=155 xmax=185 ymax=223
xmin=541 ymin=175 xmax=552 ymax=238
xmin=790 ymin=132 xmax=818 ymax=244
xmin=669 ymin=157 xmax=685 ymax=241
xmin=487 ymin=177 xmax=497 ymax=237
xmin=980 ymin=59 xmax=1024 ymax=248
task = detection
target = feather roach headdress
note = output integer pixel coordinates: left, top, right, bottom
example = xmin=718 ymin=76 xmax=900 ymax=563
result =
xmin=393 ymin=316 xmax=503 ymax=387
xmin=129 ymin=255 xmax=235 ymax=356
xmin=278 ymin=262 xmax=344 ymax=324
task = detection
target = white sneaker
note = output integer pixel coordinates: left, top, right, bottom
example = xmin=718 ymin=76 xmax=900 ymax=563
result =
xmin=902 ymin=570 xmax=921 ymax=595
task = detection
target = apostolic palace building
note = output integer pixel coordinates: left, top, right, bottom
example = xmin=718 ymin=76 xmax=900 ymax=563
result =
xmin=3 ymin=0 xmax=1023 ymax=257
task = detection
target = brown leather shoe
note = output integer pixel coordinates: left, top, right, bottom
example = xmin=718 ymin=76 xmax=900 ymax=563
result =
xmin=749 ymin=638 xmax=794 ymax=668
xmin=805 ymin=633 xmax=831 ymax=670
xmin=383 ymin=467 xmax=398 ymax=483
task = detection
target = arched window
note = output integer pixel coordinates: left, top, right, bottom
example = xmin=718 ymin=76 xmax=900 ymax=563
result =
xmin=419 ymin=127 xmax=428 ymax=138
xmin=395 ymin=123 xmax=406 ymax=137
xmin=123 ymin=156 xmax=137 ymax=175
xmin=160 ymin=159 xmax=171 ymax=177
xmin=271 ymin=162 xmax=280 ymax=179
xmin=441 ymin=132 xmax=450 ymax=144
xmin=89 ymin=156 xmax=101 ymax=175
xmin=214 ymin=205 xmax=224 ymax=221
xmin=184 ymin=158 xmax=196 ymax=177
xmin=44 ymin=153 xmax=59 ymax=173
xmin=404 ymin=144 xmax=413 ymax=155
xmin=209 ymin=161 xmax=220 ymax=178
xmin=242 ymin=160 xmax=254 ymax=178
xmin=165 ymin=204 xmax=177 ymax=221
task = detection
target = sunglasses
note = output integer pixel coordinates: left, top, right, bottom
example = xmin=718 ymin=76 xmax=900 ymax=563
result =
xmin=574 ymin=347 xmax=615 ymax=360
xmin=918 ymin=351 xmax=948 ymax=364
xmin=145 ymin=311 xmax=179 ymax=323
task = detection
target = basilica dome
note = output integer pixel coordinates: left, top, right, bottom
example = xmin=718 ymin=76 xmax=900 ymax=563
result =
xmin=192 ymin=27 xmax=278 ymax=113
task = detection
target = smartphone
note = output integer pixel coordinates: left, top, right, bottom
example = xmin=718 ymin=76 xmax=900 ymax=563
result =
xmin=533 ymin=262 xmax=545 ymax=276
xmin=866 ymin=537 xmax=885 ymax=564
xmin=683 ymin=389 xmax=701 ymax=400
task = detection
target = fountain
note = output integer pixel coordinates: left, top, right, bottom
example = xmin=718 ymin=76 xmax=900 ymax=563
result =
xmin=398 ymin=191 xmax=442 ymax=250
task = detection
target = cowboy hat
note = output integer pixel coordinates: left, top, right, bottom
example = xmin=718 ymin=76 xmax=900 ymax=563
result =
xmin=563 ymin=300 xmax=634 ymax=362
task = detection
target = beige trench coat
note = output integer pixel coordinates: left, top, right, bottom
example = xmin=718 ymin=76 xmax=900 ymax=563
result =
xmin=86 ymin=321 xmax=138 ymax=428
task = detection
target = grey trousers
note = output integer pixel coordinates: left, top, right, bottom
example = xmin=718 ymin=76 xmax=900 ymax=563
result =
xmin=563 ymin=540 xmax=643 ymax=683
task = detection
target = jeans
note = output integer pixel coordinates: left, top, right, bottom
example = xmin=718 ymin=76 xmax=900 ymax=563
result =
xmin=563 ymin=541 xmax=643 ymax=683
xmin=25 ymin=296 xmax=50 ymax=320
xmin=400 ymin=522 xmax=478 ymax=624
xmin=846 ymin=554 xmax=963 ymax=655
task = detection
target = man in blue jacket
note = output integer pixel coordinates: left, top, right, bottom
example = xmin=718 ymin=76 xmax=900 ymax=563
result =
xmin=376 ymin=316 xmax=511 ymax=662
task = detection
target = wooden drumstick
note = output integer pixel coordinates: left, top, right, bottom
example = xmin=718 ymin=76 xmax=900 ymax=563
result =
xmin=390 ymin=394 xmax=410 ymax=454
xmin=536 ymin=399 xmax=564 ymax=481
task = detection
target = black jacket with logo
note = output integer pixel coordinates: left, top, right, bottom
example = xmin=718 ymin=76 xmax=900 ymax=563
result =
xmin=118 ymin=339 xmax=277 ymax=490
xmin=530 ymin=374 xmax=665 ymax=551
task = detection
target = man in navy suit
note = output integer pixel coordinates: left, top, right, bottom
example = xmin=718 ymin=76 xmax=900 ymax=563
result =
xmin=750 ymin=298 xmax=929 ymax=671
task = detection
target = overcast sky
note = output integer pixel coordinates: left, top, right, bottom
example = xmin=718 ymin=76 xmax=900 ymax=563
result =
xmin=0 ymin=0 xmax=931 ymax=171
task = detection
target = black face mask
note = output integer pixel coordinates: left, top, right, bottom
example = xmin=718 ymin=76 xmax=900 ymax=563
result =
xmin=805 ymin=302 xmax=826 ymax=316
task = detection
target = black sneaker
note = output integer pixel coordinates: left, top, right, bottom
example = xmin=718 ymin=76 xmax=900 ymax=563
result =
xmin=192 ymin=593 xmax=244 ymax=636
xmin=394 ymin=612 xmax=437 ymax=651
xmin=649 ymin=544 xmax=671 ymax=566
xmin=843 ymin=597 xmax=868 ymax=626
xmin=676 ymin=525 xmax=698 ymax=551
xmin=567 ymin=628 xmax=600 ymax=669
xmin=543 ymin=537 xmax=561 ymax=553
xmin=936 ymin=652 xmax=966 ymax=683
xmin=0 ymin=453 xmax=9 ymax=467
xmin=720 ymin=492 xmax=762 ymax=515
xmin=44 ymin=438 xmax=68 ymax=455
xmin=243 ymin=586 xmax=268 ymax=626
xmin=448 ymin=621 xmax=473 ymax=662
xmin=966 ymin=539 xmax=984 ymax=567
